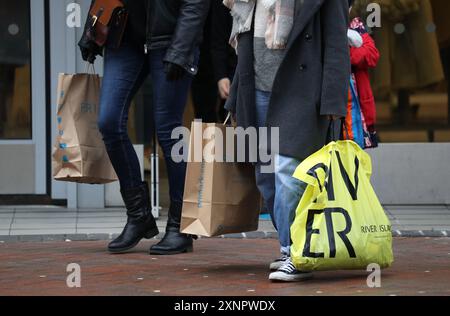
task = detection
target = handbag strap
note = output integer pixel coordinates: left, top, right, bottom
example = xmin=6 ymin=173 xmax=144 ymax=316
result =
xmin=326 ymin=119 xmax=350 ymax=144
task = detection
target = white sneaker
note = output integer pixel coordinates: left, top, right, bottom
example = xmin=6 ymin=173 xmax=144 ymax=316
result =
xmin=269 ymin=259 xmax=313 ymax=282
xmin=269 ymin=255 xmax=290 ymax=271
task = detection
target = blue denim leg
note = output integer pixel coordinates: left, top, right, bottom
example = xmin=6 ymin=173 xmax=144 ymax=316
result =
xmin=254 ymin=90 xmax=276 ymax=228
xmin=274 ymin=155 xmax=307 ymax=255
xmin=98 ymin=43 xmax=149 ymax=190
xmin=150 ymin=49 xmax=195 ymax=205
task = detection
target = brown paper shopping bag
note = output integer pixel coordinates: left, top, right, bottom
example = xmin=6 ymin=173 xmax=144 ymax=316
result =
xmin=52 ymin=72 xmax=117 ymax=184
xmin=181 ymin=121 xmax=261 ymax=237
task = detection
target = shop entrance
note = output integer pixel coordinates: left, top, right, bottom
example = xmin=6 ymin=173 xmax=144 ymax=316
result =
xmin=0 ymin=0 xmax=48 ymax=199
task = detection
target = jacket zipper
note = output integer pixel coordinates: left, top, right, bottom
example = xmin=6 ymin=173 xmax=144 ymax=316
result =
xmin=144 ymin=0 xmax=151 ymax=54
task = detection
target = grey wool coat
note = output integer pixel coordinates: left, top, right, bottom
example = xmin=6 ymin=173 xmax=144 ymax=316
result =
xmin=225 ymin=0 xmax=351 ymax=160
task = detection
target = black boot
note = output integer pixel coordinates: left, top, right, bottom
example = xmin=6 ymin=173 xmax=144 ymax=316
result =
xmin=108 ymin=182 xmax=159 ymax=253
xmin=149 ymin=202 xmax=195 ymax=255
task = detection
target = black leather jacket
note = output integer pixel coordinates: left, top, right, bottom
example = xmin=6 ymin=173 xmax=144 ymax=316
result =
xmin=144 ymin=0 xmax=210 ymax=75
xmin=83 ymin=0 xmax=209 ymax=75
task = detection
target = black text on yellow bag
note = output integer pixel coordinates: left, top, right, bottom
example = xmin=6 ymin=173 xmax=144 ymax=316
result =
xmin=291 ymin=140 xmax=394 ymax=271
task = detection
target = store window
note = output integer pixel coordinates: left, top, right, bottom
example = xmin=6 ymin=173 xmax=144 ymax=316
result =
xmin=0 ymin=0 xmax=31 ymax=139
xmin=352 ymin=0 xmax=450 ymax=143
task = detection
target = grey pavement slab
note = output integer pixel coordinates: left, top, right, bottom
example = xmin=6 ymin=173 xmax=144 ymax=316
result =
xmin=12 ymin=217 xmax=77 ymax=223
xmin=10 ymin=229 xmax=77 ymax=235
xmin=391 ymin=215 xmax=450 ymax=220
xmin=77 ymin=217 xmax=126 ymax=224
xmin=393 ymin=225 xmax=450 ymax=231
xmin=76 ymin=228 xmax=123 ymax=234
xmin=77 ymin=208 xmax=123 ymax=213
xmin=0 ymin=220 xmax=12 ymax=230
xmin=65 ymin=234 xmax=89 ymax=241
xmin=388 ymin=210 xmax=449 ymax=216
xmin=14 ymin=212 xmax=77 ymax=218
xmin=385 ymin=204 xmax=449 ymax=209
xmin=0 ymin=213 xmax=13 ymax=220
xmin=11 ymin=222 xmax=76 ymax=230
xmin=391 ymin=219 xmax=450 ymax=226
xmin=13 ymin=206 xmax=69 ymax=211
xmin=0 ymin=235 xmax=19 ymax=242
xmin=77 ymin=212 xmax=125 ymax=218
xmin=76 ymin=222 xmax=126 ymax=229
xmin=388 ymin=206 xmax=450 ymax=211
xmin=11 ymin=219 xmax=76 ymax=230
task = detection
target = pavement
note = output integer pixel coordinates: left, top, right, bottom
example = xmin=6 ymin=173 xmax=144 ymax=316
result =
xmin=1 ymin=205 xmax=450 ymax=241
xmin=0 ymin=237 xmax=449 ymax=296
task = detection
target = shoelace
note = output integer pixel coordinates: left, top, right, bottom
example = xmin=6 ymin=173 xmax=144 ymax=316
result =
xmin=276 ymin=255 xmax=289 ymax=262
xmin=278 ymin=260 xmax=297 ymax=274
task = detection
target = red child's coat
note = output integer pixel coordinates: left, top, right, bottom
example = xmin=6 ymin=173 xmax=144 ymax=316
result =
xmin=350 ymin=30 xmax=380 ymax=128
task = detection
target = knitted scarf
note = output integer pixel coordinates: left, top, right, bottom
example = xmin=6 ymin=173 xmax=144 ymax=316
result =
xmin=223 ymin=0 xmax=295 ymax=49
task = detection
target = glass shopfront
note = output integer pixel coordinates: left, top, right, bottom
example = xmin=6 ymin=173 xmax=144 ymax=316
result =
xmin=352 ymin=0 xmax=450 ymax=143
xmin=0 ymin=0 xmax=46 ymax=196
xmin=0 ymin=0 xmax=32 ymax=140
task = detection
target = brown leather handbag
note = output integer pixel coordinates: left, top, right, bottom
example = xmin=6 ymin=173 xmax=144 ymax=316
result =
xmin=88 ymin=0 xmax=128 ymax=48
xmin=79 ymin=0 xmax=128 ymax=62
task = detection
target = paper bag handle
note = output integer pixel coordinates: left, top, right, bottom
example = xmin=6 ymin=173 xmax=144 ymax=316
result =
xmin=223 ymin=112 xmax=236 ymax=127
xmin=84 ymin=62 xmax=96 ymax=75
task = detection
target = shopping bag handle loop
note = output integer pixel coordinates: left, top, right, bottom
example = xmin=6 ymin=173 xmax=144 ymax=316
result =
xmin=223 ymin=112 xmax=236 ymax=127
xmin=326 ymin=119 xmax=337 ymax=143
xmin=326 ymin=119 xmax=350 ymax=143
xmin=84 ymin=62 xmax=96 ymax=75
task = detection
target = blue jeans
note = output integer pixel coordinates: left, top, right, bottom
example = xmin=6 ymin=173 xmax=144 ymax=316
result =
xmin=255 ymin=90 xmax=307 ymax=256
xmin=98 ymin=43 xmax=194 ymax=205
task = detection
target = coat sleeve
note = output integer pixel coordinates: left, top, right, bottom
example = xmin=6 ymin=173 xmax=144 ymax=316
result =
xmin=319 ymin=0 xmax=351 ymax=117
xmin=210 ymin=0 xmax=233 ymax=83
xmin=224 ymin=71 xmax=239 ymax=113
xmin=163 ymin=0 xmax=211 ymax=74
xmin=350 ymin=33 xmax=380 ymax=69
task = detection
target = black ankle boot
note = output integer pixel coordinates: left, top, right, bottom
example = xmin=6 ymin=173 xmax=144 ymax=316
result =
xmin=108 ymin=182 xmax=159 ymax=253
xmin=149 ymin=202 xmax=196 ymax=255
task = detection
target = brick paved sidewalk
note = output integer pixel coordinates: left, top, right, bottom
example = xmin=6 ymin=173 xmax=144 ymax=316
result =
xmin=0 ymin=238 xmax=449 ymax=296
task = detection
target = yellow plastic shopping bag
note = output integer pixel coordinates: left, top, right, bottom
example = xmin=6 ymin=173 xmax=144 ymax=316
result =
xmin=291 ymin=140 xmax=394 ymax=271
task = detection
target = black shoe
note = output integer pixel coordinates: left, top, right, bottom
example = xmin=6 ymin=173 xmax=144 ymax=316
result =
xmin=149 ymin=202 xmax=196 ymax=255
xmin=108 ymin=182 xmax=159 ymax=253
xmin=149 ymin=228 xmax=194 ymax=255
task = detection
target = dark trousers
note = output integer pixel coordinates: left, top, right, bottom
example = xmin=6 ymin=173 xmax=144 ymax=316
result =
xmin=98 ymin=42 xmax=195 ymax=205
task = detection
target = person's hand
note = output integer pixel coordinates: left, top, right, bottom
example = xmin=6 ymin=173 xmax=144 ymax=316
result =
xmin=80 ymin=46 xmax=96 ymax=64
xmin=78 ymin=35 xmax=98 ymax=64
xmin=218 ymin=78 xmax=231 ymax=99
xmin=164 ymin=62 xmax=186 ymax=81
xmin=329 ymin=115 xmax=343 ymax=121
xmin=347 ymin=29 xmax=363 ymax=48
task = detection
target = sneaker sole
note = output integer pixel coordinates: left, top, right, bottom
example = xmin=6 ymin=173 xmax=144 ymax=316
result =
xmin=108 ymin=228 xmax=160 ymax=254
xmin=269 ymin=272 xmax=313 ymax=282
